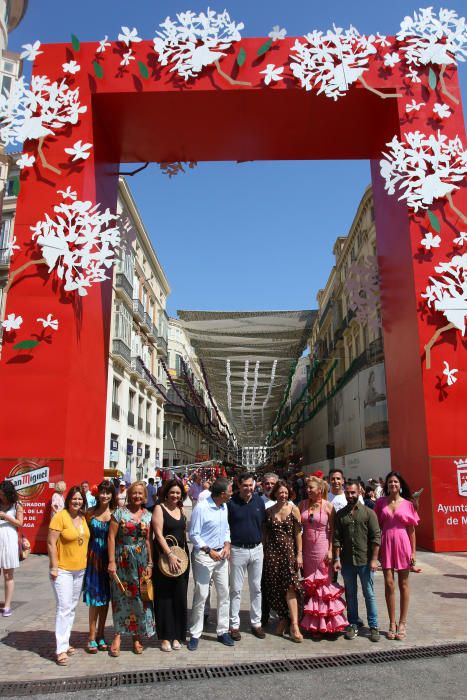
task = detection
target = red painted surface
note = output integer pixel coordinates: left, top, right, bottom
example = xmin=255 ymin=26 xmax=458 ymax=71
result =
xmin=0 ymin=38 xmax=465 ymax=551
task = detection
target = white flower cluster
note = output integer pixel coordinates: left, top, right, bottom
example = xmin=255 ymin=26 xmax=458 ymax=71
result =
xmin=380 ymin=131 xmax=467 ymax=211
xmin=0 ymin=75 xmax=87 ymax=146
xmin=30 ymin=190 xmax=120 ymax=297
xmin=422 ymin=254 xmax=467 ymax=333
xmin=290 ymin=25 xmax=377 ymax=100
xmin=344 ymin=255 xmax=381 ymax=332
xmin=153 ymin=8 xmax=244 ymax=80
xmin=397 ymin=7 xmax=467 ymax=66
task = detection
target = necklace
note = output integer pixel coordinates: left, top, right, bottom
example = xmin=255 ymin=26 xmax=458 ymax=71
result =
xmin=70 ymin=514 xmax=84 ymax=545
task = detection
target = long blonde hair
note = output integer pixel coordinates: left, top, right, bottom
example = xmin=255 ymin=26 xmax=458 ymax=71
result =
xmin=306 ymin=475 xmax=328 ymax=500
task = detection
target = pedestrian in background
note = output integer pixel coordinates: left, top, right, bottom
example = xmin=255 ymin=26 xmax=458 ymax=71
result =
xmin=334 ymin=479 xmax=381 ymax=643
xmin=48 ymin=485 xmax=90 ymax=666
xmin=81 ymin=481 xmax=96 ymax=509
xmin=374 ymin=471 xmax=420 ymax=641
xmin=51 ymin=481 xmax=66 ymax=517
xmin=0 ymin=480 xmax=23 ymax=618
xmin=83 ymin=479 xmax=116 ymax=653
xmin=107 ymin=481 xmax=154 ymax=656
xmin=228 ymin=472 xmax=266 ymax=641
xmin=152 ymin=479 xmax=189 ymax=652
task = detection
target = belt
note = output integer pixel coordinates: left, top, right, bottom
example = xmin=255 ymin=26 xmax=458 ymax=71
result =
xmin=232 ymin=542 xmax=262 ymax=549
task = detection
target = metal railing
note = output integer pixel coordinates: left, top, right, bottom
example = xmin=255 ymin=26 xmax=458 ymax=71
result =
xmin=112 ymin=339 xmax=131 ymax=364
xmin=143 ymin=312 xmax=152 ymax=330
xmin=115 ymin=273 xmax=133 ymax=299
xmin=0 ymin=247 xmax=11 ymax=266
xmin=132 ymin=299 xmax=144 ymax=321
xmin=157 ymin=334 xmax=168 ymax=357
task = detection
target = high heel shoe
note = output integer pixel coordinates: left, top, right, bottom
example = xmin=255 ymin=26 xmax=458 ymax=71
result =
xmin=133 ymin=638 xmax=144 ymax=654
xmin=109 ymin=636 xmax=121 ymax=657
xmin=387 ymin=624 xmax=397 ymax=640
xmin=395 ymin=622 xmax=407 ymax=640
xmin=290 ymin=624 xmax=304 ymax=643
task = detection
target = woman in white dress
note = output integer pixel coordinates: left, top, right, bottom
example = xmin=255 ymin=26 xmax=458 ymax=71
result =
xmin=0 ymin=480 xmax=23 ymax=617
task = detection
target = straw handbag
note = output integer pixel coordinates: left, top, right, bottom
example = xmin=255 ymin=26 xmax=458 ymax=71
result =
xmin=158 ymin=535 xmax=188 ymax=578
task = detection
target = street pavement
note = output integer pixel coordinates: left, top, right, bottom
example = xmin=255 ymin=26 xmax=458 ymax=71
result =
xmin=0 ymin=542 xmax=466 ymax=686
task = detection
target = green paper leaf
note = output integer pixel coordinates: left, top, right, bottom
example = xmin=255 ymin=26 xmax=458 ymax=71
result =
xmin=257 ymin=38 xmax=273 ymax=56
xmin=138 ymin=61 xmax=149 ymax=79
xmin=71 ymin=34 xmax=80 ymax=52
xmin=428 ymin=67 xmax=437 ymax=90
xmin=12 ymin=176 xmax=20 ymax=196
xmin=237 ymin=47 xmax=246 ymax=67
xmin=92 ymin=61 xmax=103 ymax=79
xmin=13 ymin=339 xmax=39 ymax=350
xmin=428 ymin=210 xmax=441 ymax=233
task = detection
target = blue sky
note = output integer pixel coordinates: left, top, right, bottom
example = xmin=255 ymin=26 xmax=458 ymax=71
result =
xmin=9 ymin=1 xmax=467 ymax=316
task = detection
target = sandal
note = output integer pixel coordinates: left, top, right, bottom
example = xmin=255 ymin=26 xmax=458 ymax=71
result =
xmin=172 ymin=640 xmax=181 ymax=650
xmin=387 ymin=624 xmax=397 ymax=640
xmin=67 ymin=647 xmax=77 ymax=656
xmin=86 ymin=640 xmax=98 ymax=654
xmin=97 ymin=639 xmax=108 ymax=651
xmin=160 ymin=640 xmax=172 ymax=652
xmin=109 ymin=636 xmax=121 ymax=657
xmin=290 ymin=624 xmax=304 ymax=643
xmin=133 ymin=639 xmax=144 ymax=654
xmin=56 ymin=652 xmax=68 ymax=666
xmin=395 ymin=622 xmax=407 ymax=640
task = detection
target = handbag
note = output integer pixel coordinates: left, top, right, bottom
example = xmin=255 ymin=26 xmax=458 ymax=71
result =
xmin=158 ymin=535 xmax=189 ymax=578
xmin=140 ymin=572 xmax=154 ymax=602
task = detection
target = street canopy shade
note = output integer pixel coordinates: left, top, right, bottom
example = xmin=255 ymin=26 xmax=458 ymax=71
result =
xmin=178 ymin=310 xmax=316 ymax=445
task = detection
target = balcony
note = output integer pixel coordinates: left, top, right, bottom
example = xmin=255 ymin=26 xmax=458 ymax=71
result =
xmin=115 ymin=273 xmax=133 ymax=301
xmin=0 ymin=247 xmax=11 ymax=268
xmin=132 ymin=299 xmax=144 ymax=323
xmin=128 ymin=411 xmax=135 ymax=427
xmin=112 ymin=339 xmax=131 ymax=364
xmin=130 ymin=356 xmax=144 ymax=378
xmin=111 ymin=403 xmax=120 ymax=420
xmin=147 ymin=322 xmax=158 ymax=343
xmin=157 ymin=334 xmax=168 ymax=357
xmin=142 ymin=312 xmax=152 ymax=333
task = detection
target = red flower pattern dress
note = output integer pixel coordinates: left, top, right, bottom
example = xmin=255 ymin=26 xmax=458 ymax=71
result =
xmin=300 ymin=503 xmax=347 ymax=634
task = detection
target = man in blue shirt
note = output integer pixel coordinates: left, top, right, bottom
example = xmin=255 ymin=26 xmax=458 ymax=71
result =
xmin=228 ymin=472 xmax=266 ymax=640
xmin=188 ymin=477 xmax=233 ymax=651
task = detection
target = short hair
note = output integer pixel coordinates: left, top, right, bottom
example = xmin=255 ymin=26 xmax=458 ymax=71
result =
xmin=262 ymin=472 xmax=279 ymax=482
xmin=329 ymin=468 xmax=344 ymax=479
xmin=81 ymin=480 xmax=89 ymax=486
xmin=54 ymin=480 xmax=67 ymax=494
xmin=238 ymin=472 xmax=255 ymax=484
xmin=126 ymin=480 xmax=148 ymax=503
xmin=148 ymin=477 xmax=155 ymax=484
xmin=306 ymin=475 xmax=328 ymax=500
xmin=211 ymin=477 xmax=231 ymax=498
xmin=270 ymin=479 xmax=290 ymax=500
xmin=345 ymin=478 xmax=360 ymax=489
xmin=0 ymin=480 xmax=19 ymax=506
xmin=96 ymin=479 xmax=117 ymax=510
xmin=64 ymin=485 xmax=86 ymax=513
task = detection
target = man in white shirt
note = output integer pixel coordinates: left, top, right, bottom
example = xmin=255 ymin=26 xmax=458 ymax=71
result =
xmin=188 ymin=477 xmax=233 ymax=651
xmin=261 ymin=472 xmax=279 ymax=509
xmin=188 ymin=472 xmax=203 ymax=508
xmin=327 ymin=469 xmax=347 ymax=512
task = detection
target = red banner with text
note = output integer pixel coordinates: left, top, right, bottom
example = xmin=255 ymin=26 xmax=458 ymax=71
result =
xmin=431 ymin=457 xmax=467 ymax=550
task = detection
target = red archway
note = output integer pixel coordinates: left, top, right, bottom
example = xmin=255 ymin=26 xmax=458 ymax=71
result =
xmin=0 ymin=12 xmax=466 ymax=551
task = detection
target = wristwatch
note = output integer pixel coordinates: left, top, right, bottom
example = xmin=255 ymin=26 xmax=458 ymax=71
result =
xmin=202 ymin=546 xmax=211 ymax=554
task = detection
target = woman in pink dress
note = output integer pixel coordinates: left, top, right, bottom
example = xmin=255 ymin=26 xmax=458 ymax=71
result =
xmin=374 ymin=471 xmax=420 ymax=641
xmin=300 ymin=476 xmax=347 ymax=636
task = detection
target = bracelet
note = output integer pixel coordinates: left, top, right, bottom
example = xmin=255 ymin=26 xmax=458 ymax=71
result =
xmin=334 ymin=557 xmax=340 ymax=562
xmin=147 ymin=562 xmax=154 ymax=568
xmin=50 ymin=567 xmax=58 ymax=572
xmin=167 ymin=551 xmax=176 ymax=557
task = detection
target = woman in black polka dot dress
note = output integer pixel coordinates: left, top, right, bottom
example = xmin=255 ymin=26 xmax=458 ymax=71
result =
xmin=263 ymin=480 xmax=304 ymax=642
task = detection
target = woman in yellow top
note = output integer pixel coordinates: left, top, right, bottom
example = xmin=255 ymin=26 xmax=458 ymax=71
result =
xmin=48 ymin=485 xmax=90 ymax=666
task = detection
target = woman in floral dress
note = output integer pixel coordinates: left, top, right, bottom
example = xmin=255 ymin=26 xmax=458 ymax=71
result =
xmin=108 ymin=481 xmax=154 ymax=656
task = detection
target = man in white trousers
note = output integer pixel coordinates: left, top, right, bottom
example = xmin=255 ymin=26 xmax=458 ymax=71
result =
xmin=188 ymin=477 xmax=233 ymax=651
xmin=228 ymin=472 xmax=266 ymax=640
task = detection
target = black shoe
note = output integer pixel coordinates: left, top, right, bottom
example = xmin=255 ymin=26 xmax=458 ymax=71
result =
xmin=230 ymin=628 xmax=242 ymax=641
xmin=369 ymin=627 xmax=380 ymax=642
xmin=217 ymin=633 xmax=235 ymax=647
xmin=344 ymin=625 xmax=358 ymax=640
xmin=251 ymin=626 xmax=266 ymax=639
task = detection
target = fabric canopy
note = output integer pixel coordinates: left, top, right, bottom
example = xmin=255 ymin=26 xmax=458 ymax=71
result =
xmin=178 ymin=310 xmax=316 ymax=445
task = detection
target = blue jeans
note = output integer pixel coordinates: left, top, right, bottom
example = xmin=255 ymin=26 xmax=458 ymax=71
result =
xmin=342 ymin=563 xmax=378 ymax=629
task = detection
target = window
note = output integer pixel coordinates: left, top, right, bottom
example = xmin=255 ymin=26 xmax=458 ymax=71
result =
xmin=0 ymin=218 xmax=12 ymax=264
xmin=128 ymin=389 xmax=135 ymax=412
xmin=114 ymin=303 xmax=132 ymax=346
xmin=112 ymin=378 xmax=120 ymax=404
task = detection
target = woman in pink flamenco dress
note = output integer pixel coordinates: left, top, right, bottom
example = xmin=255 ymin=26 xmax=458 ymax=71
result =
xmin=374 ymin=471 xmax=420 ymax=641
xmin=300 ymin=476 xmax=347 ymax=636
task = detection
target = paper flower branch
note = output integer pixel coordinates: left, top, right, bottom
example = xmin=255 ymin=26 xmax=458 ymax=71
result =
xmin=0 ymin=75 xmax=87 ymax=174
xmin=153 ymin=9 xmax=250 ymax=85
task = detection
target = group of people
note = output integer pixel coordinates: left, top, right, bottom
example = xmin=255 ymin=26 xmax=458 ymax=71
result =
xmin=0 ymin=466 xmax=420 ymax=666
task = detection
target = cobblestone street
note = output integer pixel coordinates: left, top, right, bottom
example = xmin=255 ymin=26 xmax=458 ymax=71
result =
xmin=1 ymin=548 xmax=466 ymax=683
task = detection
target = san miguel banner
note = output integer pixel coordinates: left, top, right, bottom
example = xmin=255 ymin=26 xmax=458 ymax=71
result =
xmin=431 ymin=457 xmax=467 ymax=550
xmin=0 ymin=458 xmax=64 ymax=554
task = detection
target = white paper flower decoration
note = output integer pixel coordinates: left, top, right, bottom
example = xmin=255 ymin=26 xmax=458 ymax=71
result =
xmin=64 ymin=139 xmax=93 ymax=161
xmin=453 ymin=231 xmax=467 ymax=245
xmin=405 ymin=99 xmax=425 ymax=113
xmin=62 ymin=60 xmax=80 ymax=75
xmin=443 ymin=361 xmax=458 ymax=385
xmin=2 ymin=313 xmax=23 ymax=331
xmin=97 ymin=36 xmax=111 ymax=53
xmin=260 ymin=64 xmax=284 ymax=85
xmin=153 ymin=9 xmax=244 ymax=80
xmin=421 ymin=232 xmax=441 ymax=249
xmin=422 ymin=254 xmax=467 ymax=333
xmin=57 ymin=186 xmax=77 ymax=201
xmin=405 ymin=67 xmax=422 ymax=83
xmin=380 ymin=131 xmax=467 ymax=211
xmin=20 ymin=41 xmax=42 ymax=62
xmin=269 ymin=26 xmax=287 ymax=41
xmin=30 ymin=190 xmax=120 ymax=297
xmin=17 ymin=153 xmax=35 ymax=168
xmin=384 ymin=52 xmax=400 ymax=67
xmin=37 ymin=313 xmax=59 ymax=330
xmin=397 ymin=8 xmax=467 ymax=67
xmin=433 ymin=102 xmax=451 ymax=119
xmin=118 ymin=27 xmax=142 ymax=46
xmin=120 ymin=50 xmax=135 ymax=67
